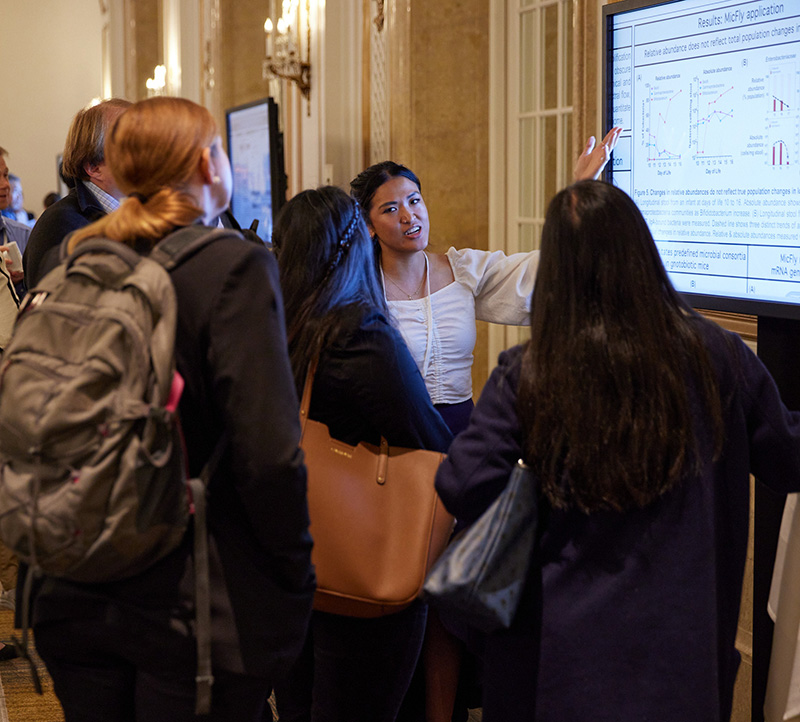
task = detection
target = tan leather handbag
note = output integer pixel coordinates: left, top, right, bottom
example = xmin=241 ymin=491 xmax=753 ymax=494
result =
xmin=300 ymin=361 xmax=454 ymax=617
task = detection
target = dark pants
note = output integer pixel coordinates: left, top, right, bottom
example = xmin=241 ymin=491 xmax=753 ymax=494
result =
xmin=275 ymin=600 xmax=427 ymax=722
xmin=434 ymin=400 xmax=474 ymax=438
xmin=394 ymin=400 xmax=480 ymax=722
xmin=481 ymin=631 xmax=539 ymax=722
xmin=34 ymin=615 xmax=272 ymax=722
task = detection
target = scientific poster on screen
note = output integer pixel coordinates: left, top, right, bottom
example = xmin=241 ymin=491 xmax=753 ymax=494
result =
xmin=609 ymin=0 xmax=800 ymax=304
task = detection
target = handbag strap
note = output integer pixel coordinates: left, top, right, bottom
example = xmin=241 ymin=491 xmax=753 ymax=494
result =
xmin=300 ymin=358 xmax=389 ymax=481
xmin=299 ymin=359 xmax=318 ymax=435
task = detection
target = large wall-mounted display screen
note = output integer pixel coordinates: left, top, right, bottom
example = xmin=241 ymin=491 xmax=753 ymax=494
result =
xmin=604 ymin=0 xmax=800 ymax=318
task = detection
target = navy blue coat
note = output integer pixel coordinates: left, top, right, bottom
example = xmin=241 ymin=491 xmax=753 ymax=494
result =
xmin=435 ymin=319 xmax=800 ymax=722
xmin=23 ymin=181 xmax=104 ymax=287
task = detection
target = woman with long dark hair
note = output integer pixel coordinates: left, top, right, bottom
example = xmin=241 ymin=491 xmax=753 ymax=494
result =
xmin=435 ymin=180 xmax=800 ymax=721
xmin=272 ymin=186 xmax=452 ymax=722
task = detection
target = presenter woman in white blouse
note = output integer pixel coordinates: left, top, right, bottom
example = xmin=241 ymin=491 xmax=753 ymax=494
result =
xmin=349 ymin=128 xmax=621 ymax=722
xmin=349 ymin=127 xmax=621 ymax=436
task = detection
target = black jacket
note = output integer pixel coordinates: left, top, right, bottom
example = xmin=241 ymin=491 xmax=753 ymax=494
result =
xmin=307 ymin=306 xmax=452 ymax=452
xmin=23 ymin=181 xmax=105 ymax=287
xmin=32 ymin=230 xmax=315 ymax=679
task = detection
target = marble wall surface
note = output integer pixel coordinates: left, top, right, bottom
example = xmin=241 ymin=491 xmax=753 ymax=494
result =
xmin=386 ymin=0 xmax=492 ymax=395
xmin=219 ymin=0 xmax=268 ymax=115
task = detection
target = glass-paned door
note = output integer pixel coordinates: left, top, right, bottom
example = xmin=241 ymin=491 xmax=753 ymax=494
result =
xmin=493 ymin=0 xmax=574 ymax=352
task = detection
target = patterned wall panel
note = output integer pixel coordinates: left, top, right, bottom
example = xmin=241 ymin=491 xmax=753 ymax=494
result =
xmin=369 ymin=4 xmax=389 ymax=164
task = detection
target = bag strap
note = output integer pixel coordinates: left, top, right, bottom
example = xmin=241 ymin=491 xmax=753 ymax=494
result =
xmin=65 ymin=237 xmax=143 ymax=270
xmin=150 ymin=227 xmax=243 ymax=271
xmin=152 ymin=226 xmax=239 ymax=715
xmin=188 ymin=469 xmax=213 ymax=715
xmin=154 ymin=227 xmax=238 ymax=716
xmin=58 ymin=231 xmax=75 ymax=264
xmin=58 ymin=234 xmax=143 ymax=272
xmin=57 ymin=226 xmax=244 ymax=271
xmin=184 ymin=433 xmax=227 ymax=716
xmin=299 ymin=359 xmax=318 ymax=435
xmin=301 ymin=359 xmax=390 ymax=484
xmin=12 ymin=565 xmax=43 ymax=697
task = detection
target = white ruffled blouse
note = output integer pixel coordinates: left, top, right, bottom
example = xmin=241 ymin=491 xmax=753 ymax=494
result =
xmin=385 ymin=247 xmax=539 ymax=405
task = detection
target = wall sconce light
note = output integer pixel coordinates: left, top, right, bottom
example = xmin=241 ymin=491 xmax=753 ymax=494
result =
xmin=146 ymin=65 xmax=167 ymax=97
xmin=263 ymin=0 xmax=311 ymax=101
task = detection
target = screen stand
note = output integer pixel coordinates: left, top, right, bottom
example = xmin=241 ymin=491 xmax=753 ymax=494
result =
xmin=752 ymin=315 xmax=800 ymax=721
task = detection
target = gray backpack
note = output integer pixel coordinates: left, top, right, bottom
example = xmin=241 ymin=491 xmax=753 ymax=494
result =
xmin=0 ymin=226 xmax=236 ymax=713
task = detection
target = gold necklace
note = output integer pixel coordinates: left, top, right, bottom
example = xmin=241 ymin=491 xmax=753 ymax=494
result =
xmin=384 ymin=257 xmax=426 ymax=300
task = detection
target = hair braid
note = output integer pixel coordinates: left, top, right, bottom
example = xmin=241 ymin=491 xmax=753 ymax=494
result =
xmin=321 ymin=198 xmax=361 ymax=282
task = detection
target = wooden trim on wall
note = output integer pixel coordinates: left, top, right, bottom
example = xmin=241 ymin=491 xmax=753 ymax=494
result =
xmin=388 ymin=0 xmax=412 ymax=162
xmin=698 ymin=309 xmax=758 ymax=344
xmin=123 ymin=0 xmax=138 ymax=100
xmin=362 ymin=0 xmax=372 ymax=164
xmin=572 ymin=0 xmax=589 ymax=152
xmin=572 ymin=0 xmax=601 ymax=154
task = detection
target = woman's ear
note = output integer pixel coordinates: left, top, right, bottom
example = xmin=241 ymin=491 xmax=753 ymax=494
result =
xmin=199 ymin=146 xmax=214 ymax=185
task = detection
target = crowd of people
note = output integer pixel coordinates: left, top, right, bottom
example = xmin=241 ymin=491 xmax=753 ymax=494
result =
xmin=0 ymin=95 xmax=797 ymax=722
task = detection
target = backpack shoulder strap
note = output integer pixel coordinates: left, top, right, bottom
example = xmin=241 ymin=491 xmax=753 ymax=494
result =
xmin=59 ymin=235 xmax=143 ymax=271
xmin=65 ymin=237 xmax=143 ymax=269
xmin=150 ymin=225 xmax=239 ymax=716
xmin=150 ymin=227 xmax=244 ymax=272
xmin=58 ymin=232 xmax=73 ymax=264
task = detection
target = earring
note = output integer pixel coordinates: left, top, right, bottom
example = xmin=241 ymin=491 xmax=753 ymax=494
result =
xmin=212 ymin=175 xmax=221 ymax=184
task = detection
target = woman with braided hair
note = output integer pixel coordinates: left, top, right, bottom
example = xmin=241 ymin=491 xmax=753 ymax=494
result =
xmin=272 ymin=185 xmax=452 ymax=722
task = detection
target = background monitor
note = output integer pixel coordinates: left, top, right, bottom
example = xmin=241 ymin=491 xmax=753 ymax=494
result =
xmin=603 ymin=0 xmax=800 ymax=319
xmin=225 ymin=97 xmax=287 ymax=243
